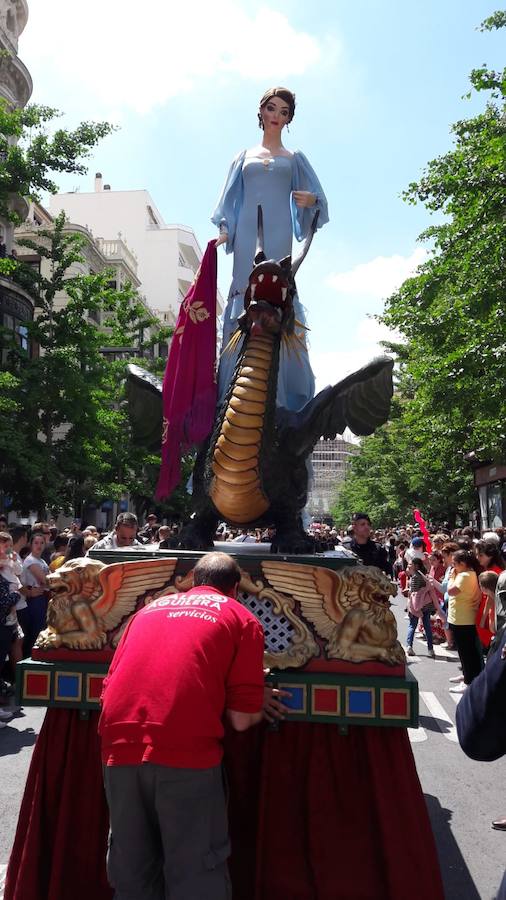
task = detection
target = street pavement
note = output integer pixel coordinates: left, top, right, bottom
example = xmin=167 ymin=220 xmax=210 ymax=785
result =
xmin=0 ymin=592 xmax=504 ymax=899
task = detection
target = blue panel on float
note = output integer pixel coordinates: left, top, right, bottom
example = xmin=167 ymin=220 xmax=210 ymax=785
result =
xmin=283 ymin=686 xmax=305 ymax=711
xmin=56 ymin=674 xmax=80 ymax=699
xmin=348 ymin=689 xmax=373 ymax=714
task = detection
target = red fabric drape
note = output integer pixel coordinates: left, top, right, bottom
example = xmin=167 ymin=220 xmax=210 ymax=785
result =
xmin=6 ymin=715 xmax=443 ymax=900
xmin=240 ymin=722 xmax=444 ymax=900
xmin=156 ymin=239 xmax=218 ymax=500
xmin=5 ymin=709 xmax=112 ymax=900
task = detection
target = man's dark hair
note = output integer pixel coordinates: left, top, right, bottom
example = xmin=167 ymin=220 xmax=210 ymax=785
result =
xmin=53 ymin=533 xmax=69 ymax=552
xmin=193 ymin=552 xmax=241 ymax=595
xmin=352 ymin=513 xmax=371 ymax=524
xmin=115 ymin=512 xmax=138 ymax=529
xmin=9 ymin=524 xmax=29 ymax=544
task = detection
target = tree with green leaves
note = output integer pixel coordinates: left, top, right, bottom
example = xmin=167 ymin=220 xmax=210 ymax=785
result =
xmin=0 ymin=101 xmax=115 ymax=226
xmin=1 ymin=213 xmax=175 ymax=518
xmin=333 ymin=12 xmax=505 ymax=529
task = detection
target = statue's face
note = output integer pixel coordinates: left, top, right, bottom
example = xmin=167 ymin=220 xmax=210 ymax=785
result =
xmin=260 ymin=96 xmax=291 ymax=132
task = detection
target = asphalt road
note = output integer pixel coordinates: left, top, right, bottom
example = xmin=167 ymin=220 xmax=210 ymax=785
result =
xmin=0 ymin=592 xmax=504 ymax=899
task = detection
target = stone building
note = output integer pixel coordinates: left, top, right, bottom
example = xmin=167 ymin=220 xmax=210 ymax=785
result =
xmin=0 ymin=0 xmax=34 ymax=362
xmin=50 ymin=175 xmax=223 ymax=327
xmin=307 ymin=436 xmax=359 ymax=519
xmin=14 ymin=202 xmax=163 ymax=360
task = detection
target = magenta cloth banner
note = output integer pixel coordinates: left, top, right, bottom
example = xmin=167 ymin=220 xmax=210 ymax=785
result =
xmin=156 ymin=239 xmax=218 ymax=500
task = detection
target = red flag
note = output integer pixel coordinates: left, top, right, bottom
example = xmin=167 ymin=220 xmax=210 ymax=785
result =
xmin=413 ymin=508 xmax=432 ymax=553
xmin=156 ymin=239 xmax=218 ymax=499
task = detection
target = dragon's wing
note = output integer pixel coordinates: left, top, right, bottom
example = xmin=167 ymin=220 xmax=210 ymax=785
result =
xmin=95 ymin=558 xmax=178 ymax=630
xmin=278 ymin=356 xmax=394 ymax=458
xmin=125 ymin=364 xmax=163 ymax=452
xmin=261 ymin=560 xmax=343 ymax=641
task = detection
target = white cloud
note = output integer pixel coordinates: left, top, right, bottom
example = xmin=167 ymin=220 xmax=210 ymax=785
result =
xmin=312 ymin=315 xmax=401 ymax=393
xmin=326 ymin=247 xmax=427 ymax=301
xmin=313 ymin=347 xmax=374 ymax=392
xmin=20 ymin=2 xmax=325 ymax=116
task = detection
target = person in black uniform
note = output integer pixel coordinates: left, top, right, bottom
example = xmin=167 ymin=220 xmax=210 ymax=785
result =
xmin=456 ymin=621 xmax=506 ymax=898
xmin=348 ymin=513 xmax=389 ymax=574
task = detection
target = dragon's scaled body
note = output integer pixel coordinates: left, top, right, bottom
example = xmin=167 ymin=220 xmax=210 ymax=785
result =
xmin=210 ymin=331 xmax=273 ymax=522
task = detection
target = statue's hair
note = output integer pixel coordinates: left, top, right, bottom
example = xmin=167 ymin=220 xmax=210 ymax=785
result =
xmin=258 ymin=87 xmax=296 ymax=129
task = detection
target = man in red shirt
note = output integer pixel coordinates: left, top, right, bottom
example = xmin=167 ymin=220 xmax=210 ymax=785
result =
xmin=99 ymin=551 xmax=265 ymax=900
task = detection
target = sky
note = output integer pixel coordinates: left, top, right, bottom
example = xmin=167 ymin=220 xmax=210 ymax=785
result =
xmin=18 ymin=0 xmax=504 ymax=390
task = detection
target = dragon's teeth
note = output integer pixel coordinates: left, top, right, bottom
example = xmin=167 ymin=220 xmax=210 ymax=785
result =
xmin=250 ymin=284 xmax=256 ymax=298
xmin=258 ymin=274 xmax=264 ymax=282
xmin=281 ymin=287 xmax=287 ymax=301
xmin=272 ymin=275 xmax=278 ymax=283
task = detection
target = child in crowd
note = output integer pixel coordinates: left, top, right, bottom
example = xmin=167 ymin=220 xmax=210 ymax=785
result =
xmin=478 ymin=570 xmax=499 ymax=641
xmin=406 ymin=558 xmax=439 ymax=659
xmin=393 ymin=543 xmax=408 ymax=593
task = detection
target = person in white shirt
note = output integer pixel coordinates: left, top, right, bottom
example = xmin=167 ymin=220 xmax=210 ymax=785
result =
xmin=233 ymin=529 xmax=257 ymax=544
xmin=404 ymin=536 xmax=426 ymax=564
xmin=91 ymin=513 xmax=144 ymax=552
xmin=21 ymin=532 xmax=50 ymax=654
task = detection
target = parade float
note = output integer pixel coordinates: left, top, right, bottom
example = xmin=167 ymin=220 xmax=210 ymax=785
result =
xmin=5 ymin=208 xmax=444 ymax=900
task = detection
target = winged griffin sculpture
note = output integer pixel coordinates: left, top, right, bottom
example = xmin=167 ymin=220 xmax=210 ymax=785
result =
xmin=126 ymin=210 xmax=394 ymax=553
xmin=260 ymin=560 xmax=404 ymax=667
xmin=35 ymin=557 xmax=178 ymax=651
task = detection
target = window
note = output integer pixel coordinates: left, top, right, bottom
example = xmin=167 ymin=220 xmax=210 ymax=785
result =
xmin=17 ymin=324 xmax=28 ymax=352
xmin=147 ymin=205 xmax=160 ymax=227
xmin=1 ymin=311 xmax=31 ymax=362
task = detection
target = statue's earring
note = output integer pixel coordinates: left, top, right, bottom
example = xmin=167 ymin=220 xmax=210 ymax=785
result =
xmin=286 ymin=123 xmax=290 ymax=132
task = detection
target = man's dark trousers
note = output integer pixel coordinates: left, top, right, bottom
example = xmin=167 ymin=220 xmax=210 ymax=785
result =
xmin=103 ymin=763 xmax=231 ymax=900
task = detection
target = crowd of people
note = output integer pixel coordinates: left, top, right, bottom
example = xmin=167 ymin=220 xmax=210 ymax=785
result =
xmin=1 ymin=509 xmax=505 ymax=710
xmin=345 ymin=514 xmax=506 ymax=699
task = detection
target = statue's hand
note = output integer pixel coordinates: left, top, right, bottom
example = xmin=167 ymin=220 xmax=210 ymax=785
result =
xmin=293 ymin=190 xmax=316 ymax=208
xmin=216 ymin=232 xmax=228 ymax=247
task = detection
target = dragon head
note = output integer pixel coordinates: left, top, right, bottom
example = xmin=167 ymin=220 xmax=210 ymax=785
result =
xmin=239 ymin=206 xmax=319 ymax=338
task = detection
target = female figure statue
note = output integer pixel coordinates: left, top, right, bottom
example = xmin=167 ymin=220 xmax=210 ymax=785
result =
xmin=212 ymin=86 xmax=329 ymax=412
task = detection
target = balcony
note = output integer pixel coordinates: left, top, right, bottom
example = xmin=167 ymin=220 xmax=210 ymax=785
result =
xmin=95 ymin=238 xmax=138 ymax=279
xmin=0 ymin=273 xmax=34 ymax=322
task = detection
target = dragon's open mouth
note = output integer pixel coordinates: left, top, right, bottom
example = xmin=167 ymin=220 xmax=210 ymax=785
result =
xmin=249 ymin=269 xmax=289 ymax=307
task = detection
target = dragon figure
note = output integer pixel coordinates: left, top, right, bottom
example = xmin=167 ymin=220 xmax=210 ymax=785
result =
xmin=127 ymin=209 xmax=394 ymax=553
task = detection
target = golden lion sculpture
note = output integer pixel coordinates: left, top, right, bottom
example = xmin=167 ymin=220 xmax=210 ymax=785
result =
xmin=35 ymin=557 xmax=178 ymax=651
xmin=261 ymin=561 xmax=404 ymax=666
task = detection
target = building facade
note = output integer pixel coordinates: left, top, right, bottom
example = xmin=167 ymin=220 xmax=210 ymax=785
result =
xmin=49 ymin=175 xmax=222 ymax=327
xmin=14 ymin=202 xmax=165 ymax=358
xmin=307 ymin=437 xmax=359 ymax=519
xmin=0 ymin=0 xmax=34 ymax=361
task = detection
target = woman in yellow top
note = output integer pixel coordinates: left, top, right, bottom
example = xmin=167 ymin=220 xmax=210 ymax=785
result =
xmin=447 ymin=550 xmax=483 ymax=693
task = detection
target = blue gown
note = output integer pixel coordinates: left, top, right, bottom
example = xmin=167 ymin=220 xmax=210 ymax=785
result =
xmin=212 ymin=149 xmax=329 ymax=411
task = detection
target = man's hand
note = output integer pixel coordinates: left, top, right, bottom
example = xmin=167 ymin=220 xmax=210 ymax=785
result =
xmin=263 ymin=683 xmax=292 ymax=723
xmin=216 ymin=232 xmax=228 ymax=247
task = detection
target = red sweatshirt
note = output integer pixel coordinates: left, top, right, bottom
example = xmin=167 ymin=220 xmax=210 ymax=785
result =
xmin=99 ymin=585 xmax=264 ymax=768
